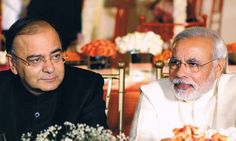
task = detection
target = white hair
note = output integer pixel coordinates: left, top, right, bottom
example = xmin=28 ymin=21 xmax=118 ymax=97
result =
xmin=172 ymin=27 xmax=227 ymax=59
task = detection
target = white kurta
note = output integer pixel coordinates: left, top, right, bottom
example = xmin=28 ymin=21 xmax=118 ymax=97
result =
xmin=129 ymin=74 xmax=236 ymax=141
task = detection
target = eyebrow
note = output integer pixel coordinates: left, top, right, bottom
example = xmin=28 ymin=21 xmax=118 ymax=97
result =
xmin=170 ymin=57 xmax=200 ymax=63
xmin=186 ymin=58 xmax=200 ymax=63
xmin=26 ymin=48 xmax=62 ymax=59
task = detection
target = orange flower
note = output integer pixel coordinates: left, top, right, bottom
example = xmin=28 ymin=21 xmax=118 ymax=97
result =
xmin=63 ymin=51 xmax=81 ymax=61
xmin=227 ymin=42 xmax=236 ymax=53
xmin=164 ymin=125 xmax=230 ymax=141
xmin=153 ymin=49 xmax=172 ymax=63
xmin=81 ymin=40 xmax=117 ymax=58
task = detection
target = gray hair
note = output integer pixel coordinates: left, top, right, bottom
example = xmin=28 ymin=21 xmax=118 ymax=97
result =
xmin=172 ymin=27 xmax=227 ymax=59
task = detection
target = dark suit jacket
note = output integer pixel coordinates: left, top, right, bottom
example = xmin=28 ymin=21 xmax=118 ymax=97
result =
xmin=0 ymin=65 xmax=107 ymax=141
xmin=27 ymin=0 xmax=82 ymax=50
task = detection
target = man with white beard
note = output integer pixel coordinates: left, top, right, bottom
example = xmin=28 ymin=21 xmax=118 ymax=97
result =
xmin=129 ymin=27 xmax=236 ymax=141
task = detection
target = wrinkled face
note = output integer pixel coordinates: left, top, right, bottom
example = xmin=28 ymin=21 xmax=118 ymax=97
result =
xmin=169 ymin=37 xmax=224 ymax=101
xmin=9 ymin=26 xmax=65 ymax=94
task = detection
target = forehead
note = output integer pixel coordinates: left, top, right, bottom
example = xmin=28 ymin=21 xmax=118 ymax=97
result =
xmin=13 ymin=26 xmax=61 ymax=55
xmin=172 ymin=37 xmax=214 ymax=60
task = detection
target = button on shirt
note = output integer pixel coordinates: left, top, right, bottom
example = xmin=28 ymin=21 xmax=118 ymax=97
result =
xmin=35 ymin=112 xmax=40 ymax=118
xmin=17 ymin=90 xmax=57 ymax=135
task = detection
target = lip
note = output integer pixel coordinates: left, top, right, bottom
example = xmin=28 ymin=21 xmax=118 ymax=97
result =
xmin=40 ymin=76 xmax=57 ymax=82
xmin=174 ymin=83 xmax=193 ymax=90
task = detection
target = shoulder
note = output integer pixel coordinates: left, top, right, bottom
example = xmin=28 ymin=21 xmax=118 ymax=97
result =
xmin=217 ymin=74 xmax=236 ymax=96
xmin=0 ymin=70 xmax=15 ymax=84
xmin=218 ymin=73 xmax=236 ymax=84
xmin=0 ymin=70 xmax=17 ymax=97
xmin=140 ymin=78 xmax=176 ymax=101
xmin=58 ymin=65 xmax=104 ymax=99
xmin=141 ymin=78 xmax=172 ymax=94
xmin=64 ymin=65 xmax=103 ymax=83
xmin=217 ymin=74 xmax=236 ymax=92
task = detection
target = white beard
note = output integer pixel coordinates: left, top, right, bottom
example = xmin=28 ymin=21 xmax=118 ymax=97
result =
xmin=171 ymin=69 xmax=216 ymax=101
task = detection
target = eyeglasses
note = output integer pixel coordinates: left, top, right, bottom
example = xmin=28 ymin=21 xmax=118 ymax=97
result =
xmin=168 ymin=57 xmax=218 ymax=73
xmin=11 ymin=50 xmax=65 ymax=67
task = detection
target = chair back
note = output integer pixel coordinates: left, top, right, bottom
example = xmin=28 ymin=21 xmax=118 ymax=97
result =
xmin=137 ymin=14 xmax=207 ymax=42
xmin=209 ymin=0 xmax=224 ymax=34
xmin=102 ymin=62 xmax=125 ymax=135
xmin=155 ymin=60 xmax=169 ymax=79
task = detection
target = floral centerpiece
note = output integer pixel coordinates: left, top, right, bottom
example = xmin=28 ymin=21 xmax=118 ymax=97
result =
xmin=162 ymin=125 xmax=236 ymax=141
xmin=115 ymin=31 xmax=164 ymax=75
xmin=227 ymin=42 xmax=236 ymax=64
xmin=21 ymin=122 xmax=128 ymax=141
xmin=115 ymin=31 xmax=163 ymax=55
xmin=80 ymin=39 xmax=117 ymax=69
xmin=63 ymin=51 xmax=81 ymax=62
xmin=80 ymin=39 xmax=117 ymax=59
xmin=227 ymin=42 xmax=236 ymax=53
xmin=152 ymin=49 xmax=172 ymax=64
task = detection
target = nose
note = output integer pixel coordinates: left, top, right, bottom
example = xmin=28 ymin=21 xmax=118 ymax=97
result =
xmin=42 ymin=59 xmax=55 ymax=73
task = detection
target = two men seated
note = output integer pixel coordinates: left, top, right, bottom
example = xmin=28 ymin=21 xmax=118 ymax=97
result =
xmin=0 ymin=17 xmax=235 ymax=141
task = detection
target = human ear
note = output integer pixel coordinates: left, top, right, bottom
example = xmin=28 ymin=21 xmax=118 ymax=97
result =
xmin=6 ymin=54 xmax=18 ymax=75
xmin=215 ymin=58 xmax=226 ymax=79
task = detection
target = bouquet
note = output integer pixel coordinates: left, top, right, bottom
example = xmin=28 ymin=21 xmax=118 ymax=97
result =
xmin=21 ymin=122 xmax=128 ymax=141
xmin=115 ymin=31 xmax=163 ymax=55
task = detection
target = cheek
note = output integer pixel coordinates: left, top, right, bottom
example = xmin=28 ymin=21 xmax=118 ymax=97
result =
xmin=17 ymin=67 xmax=41 ymax=85
xmin=54 ymin=64 xmax=65 ymax=76
xmin=168 ymin=69 xmax=175 ymax=80
xmin=24 ymin=68 xmax=41 ymax=81
xmin=190 ymin=71 xmax=212 ymax=86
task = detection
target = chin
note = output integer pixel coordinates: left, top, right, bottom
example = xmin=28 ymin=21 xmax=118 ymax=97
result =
xmin=174 ymin=90 xmax=202 ymax=101
xmin=39 ymin=83 xmax=60 ymax=92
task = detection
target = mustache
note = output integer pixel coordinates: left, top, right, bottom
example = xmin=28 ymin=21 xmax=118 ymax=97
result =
xmin=171 ymin=78 xmax=197 ymax=88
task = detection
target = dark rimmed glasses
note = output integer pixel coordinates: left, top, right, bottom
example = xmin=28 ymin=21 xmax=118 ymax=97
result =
xmin=168 ymin=57 xmax=219 ymax=73
xmin=11 ymin=50 xmax=66 ymax=67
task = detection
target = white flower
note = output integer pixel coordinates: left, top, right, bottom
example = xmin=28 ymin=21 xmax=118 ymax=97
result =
xmin=115 ymin=31 xmax=163 ymax=55
xmin=21 ymin=122 xmax=128 ymax=141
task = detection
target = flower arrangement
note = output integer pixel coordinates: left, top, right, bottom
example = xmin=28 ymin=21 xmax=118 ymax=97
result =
xmin=227 ymin=42 xmax=236 ymax=53
xmin=152 ymin=49 xmax=172 ymax=63
xmin=63 ymin=51 xmax=81 ymax=62
xmin=80 ymin=40 xmax=117 ymax=59
xmin=115 ymin=31 xmax=164 ymax=55
xmin=163 ymin=125 xmax=236 ymax=141
xmin=227 ymin=43 xmax=236 ymax=64
xmin=21 ymin=122 xmax=128 ymax=141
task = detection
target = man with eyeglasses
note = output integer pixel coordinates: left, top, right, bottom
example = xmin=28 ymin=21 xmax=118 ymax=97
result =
xmin=129 ymin=27 xmax=236 ymax=141
xmin=0 ymin=17 xmax=107 ymax=140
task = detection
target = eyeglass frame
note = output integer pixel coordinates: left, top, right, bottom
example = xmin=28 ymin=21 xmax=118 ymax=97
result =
xmin=168 ymin=57 xmax=219 ymax=73
xmin=10 ymin=48 xmax=66 ymax=67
